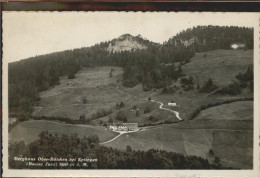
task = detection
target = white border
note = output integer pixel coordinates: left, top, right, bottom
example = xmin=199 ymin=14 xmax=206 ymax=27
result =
xmin=2 ymin=12 xmax=260 ymax=177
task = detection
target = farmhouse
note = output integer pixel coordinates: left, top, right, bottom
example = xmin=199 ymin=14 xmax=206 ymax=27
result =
xmin=168 ymin=102 xmax=176 ymax=106
xmin=108 ymin=123 xmax=138 ymax=132
xmin=122 ymin=123 xmax=138 ymax=131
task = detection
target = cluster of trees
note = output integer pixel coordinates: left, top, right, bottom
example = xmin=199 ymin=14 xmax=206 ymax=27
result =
xmin=214 ymin=67 xmax=253 ymax=96
xmin=143 ymin=106 xmax=151 ymax=114
xmin=9 ymin=132 xmax=227 ymax=169
xmin=180 ymin=76 xmax=194 ymax=91
xmin=79 ymin=114 xmax=88 ymax=124
xmin=236 ymin=66 xmax=253 ymax=92
xmin=116 ymin=101 xmax=125 ymax=109
xmin=115 ymin=111 xmax=127 ymax=122
xmin=148 ymin=115 xmax=159 ymax=122
xmin=199 ymin=78 xmax=218 ymax=93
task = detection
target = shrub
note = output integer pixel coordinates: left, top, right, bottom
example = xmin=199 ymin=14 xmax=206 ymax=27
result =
xmin=148 ymin=115 xmax=159 ymax=122
xmin=126 ymin=145 xmax=132 ymax=152
xmin=82 ymin=97 xmax=88 ymax=104
xmin=136 ymin=110 xmax=140 ymax=117
xmin=116 ymin=111 xmax=127 ymax=122
xmin=199 ymin=78 xmax=217 ymax=93
xmin=119 ymin=101 xmax=125 ymax=108
xmin=108 ymin=117 xmax=113 ymax=124
xmin=144 ymin=106 xmax=151 ymax=114
xmin=209 ymin=149 xmax=214 ymax=156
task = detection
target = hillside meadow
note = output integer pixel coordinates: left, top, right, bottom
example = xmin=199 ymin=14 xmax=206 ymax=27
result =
xmin=104 ymin=101 xmax=253 ymax=169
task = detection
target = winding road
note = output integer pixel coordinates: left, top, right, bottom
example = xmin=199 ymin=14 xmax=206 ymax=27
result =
xmin=99 ymin=86 xmax=183 ymax=144
xmin=150 ymin=100 xmax=182 ymax=121
xmin=115 ymin=86 xmax=182 ymax=120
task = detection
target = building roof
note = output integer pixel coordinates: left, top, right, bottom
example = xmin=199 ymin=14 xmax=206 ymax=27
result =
xmin=122 ymin=123 xmax=138 ymax=126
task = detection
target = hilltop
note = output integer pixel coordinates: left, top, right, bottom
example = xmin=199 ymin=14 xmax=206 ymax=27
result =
xmin=105 ymin=34 xmax=158 ymax=53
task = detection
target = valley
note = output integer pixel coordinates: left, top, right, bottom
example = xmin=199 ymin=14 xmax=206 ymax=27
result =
xmin=9 ymin=49 xmax=253 ymax=169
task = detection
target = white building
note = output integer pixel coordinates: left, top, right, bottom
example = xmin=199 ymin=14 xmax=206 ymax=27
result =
xmin=108 ymin=123 xmax=138 ymax=132
xmin=168 ymin=102 xmax=176 ymax=106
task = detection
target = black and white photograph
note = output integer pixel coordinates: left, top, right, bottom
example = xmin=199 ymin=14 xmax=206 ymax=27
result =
xmin=2 ymin=11 xmax=259 ymax=177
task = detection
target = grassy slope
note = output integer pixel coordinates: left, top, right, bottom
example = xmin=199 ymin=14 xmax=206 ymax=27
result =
xmin=33 ymin=66 xmax=125 ymax=120
xmin=33 ymin=66 xmax=179 ymax=124
xmin=9 ymin=120 xmax=118 ymax=144
xmin=105 ymin=101 xmax=253 ymax=169
xmin=154 ymin=49 xmax=253 ymax=120
xmin=183 ymin=49 xmax=253 ymax=87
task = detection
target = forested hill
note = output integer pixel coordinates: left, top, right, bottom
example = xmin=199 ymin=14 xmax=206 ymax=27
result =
xmin=8 ymin=26 xmax=253 ymax=115
xmin=166 ymin=26 xmax=253 ymax=51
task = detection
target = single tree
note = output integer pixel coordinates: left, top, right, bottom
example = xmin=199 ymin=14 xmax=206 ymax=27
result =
xmin=136 ymin=110 xmax=140 ymax=117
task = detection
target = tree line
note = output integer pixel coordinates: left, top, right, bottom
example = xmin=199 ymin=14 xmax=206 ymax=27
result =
xmin=9 ymin=131 xmax=228 ymax=169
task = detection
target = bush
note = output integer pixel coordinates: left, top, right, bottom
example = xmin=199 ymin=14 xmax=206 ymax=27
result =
xmin=148 ymin=115 xmax=159 ymax=122
xmin=199 ymin=78 xmax=217 ymax=93
xmin=116 ymin=111 xmax=127 ymax=122
xmin=136 ymin=110 xmax=140 ymax=117
xmin=82 ymin=97 xmax=88 ymax=104
xmin=126 ymin=145 xmax=132 ymax=152
xmin=209 ymin=149 xmax=214 ymax=156
xmin=120 ymin=101 xmax=125 ymax=108
xmin=116 ymin=102 xmax=125 ymax=109
xmin=108 ymin=117 xmax=113 ymax=124
xmin=180 ymin=76 xmax=193 ymax=86
xmin=79 ymin=114 xmax=86 ymax=124
xmin=144 ymin=106 xmax=151 ymax=114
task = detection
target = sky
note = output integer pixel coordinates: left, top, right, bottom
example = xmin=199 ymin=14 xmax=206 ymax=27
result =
xmin=3 ymin=12 xmax=258 ymax=63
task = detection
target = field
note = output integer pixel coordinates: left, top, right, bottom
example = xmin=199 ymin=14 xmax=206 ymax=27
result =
xmin=183 ymin=49 xmax=253 ymax=87
xmin=9 ymin=120 xmax=119 ymax=144
xmin=33 ymin=66 xmax=179 ymax=124
xmin=32 ymin=50 xmax=253 ymax=122
xmin=104 ymin=101 xmax=253 ymax=169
